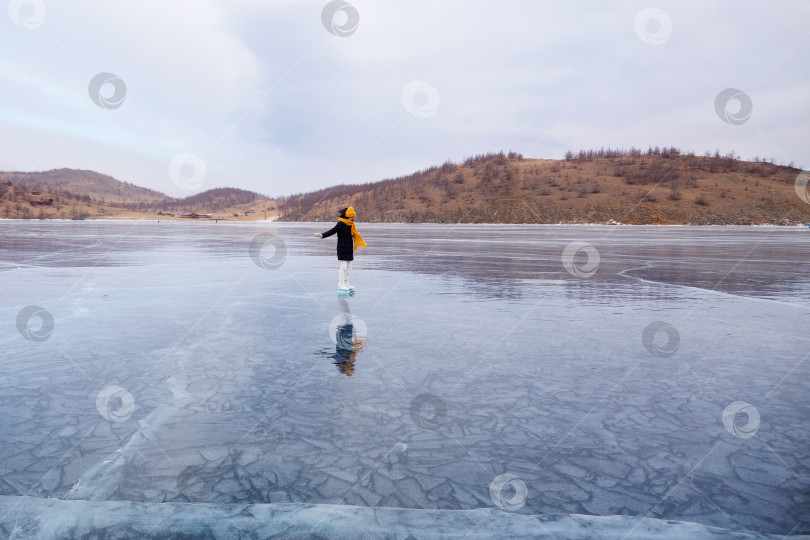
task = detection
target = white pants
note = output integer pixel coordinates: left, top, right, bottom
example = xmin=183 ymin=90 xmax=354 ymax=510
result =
xmin=339 ymin=260 xmax=353 ymax=288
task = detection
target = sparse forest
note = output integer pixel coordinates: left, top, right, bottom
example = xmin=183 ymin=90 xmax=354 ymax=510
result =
xmin=0 ymin=169 xmax=273 ymax=220
xmin=277 ymin=148 xmax=809 ymax=225
xmin=2 ymin=149 xmax=808 ymax=224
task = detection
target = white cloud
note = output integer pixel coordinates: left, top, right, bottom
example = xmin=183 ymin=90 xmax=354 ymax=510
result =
xmin=0 ymin=0 xmax=807 ymax=196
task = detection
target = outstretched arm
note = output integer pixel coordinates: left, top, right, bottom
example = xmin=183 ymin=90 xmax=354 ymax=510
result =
xmin=319 ymin=224 xmax=339 ymax=238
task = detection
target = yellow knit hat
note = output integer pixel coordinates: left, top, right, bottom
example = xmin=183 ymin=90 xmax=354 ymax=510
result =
xmin=345 ymin=206 xmax=356 ymax=218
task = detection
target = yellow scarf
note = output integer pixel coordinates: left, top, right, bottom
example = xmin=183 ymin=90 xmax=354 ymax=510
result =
xmin=338 ymin=218 xmax=367 ymax=250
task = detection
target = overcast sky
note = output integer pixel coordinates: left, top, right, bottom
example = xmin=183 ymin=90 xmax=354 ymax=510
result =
xmin=1 ymin=0 xmax=808 ymax=197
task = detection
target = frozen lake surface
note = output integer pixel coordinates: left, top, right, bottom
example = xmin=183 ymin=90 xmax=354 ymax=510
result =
xmin=1 ymin=221 xmax=808 ymax=539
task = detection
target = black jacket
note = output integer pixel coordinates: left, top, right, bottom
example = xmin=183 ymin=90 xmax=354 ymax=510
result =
xmin=321 ymin=221 xmax=354 ymax=261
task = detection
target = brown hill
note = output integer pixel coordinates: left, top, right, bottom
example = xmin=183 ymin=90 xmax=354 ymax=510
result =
xmin=0 ymin=169 xmax=276 ymax=221
xmin=3 ymin=151 xmax=808 ymax=224
xmin=278 ymin=149 xmax=810 ymax=225
xmin=0 ymin=168 xmax=168 ymax=204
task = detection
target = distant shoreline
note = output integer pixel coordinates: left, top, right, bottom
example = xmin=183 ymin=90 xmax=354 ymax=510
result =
xmin=1 ymin=218 xmax=806 ymax=227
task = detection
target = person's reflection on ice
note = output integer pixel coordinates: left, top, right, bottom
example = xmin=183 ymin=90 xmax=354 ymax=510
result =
xmin=330 ymin=298 xmax=365 ymax=376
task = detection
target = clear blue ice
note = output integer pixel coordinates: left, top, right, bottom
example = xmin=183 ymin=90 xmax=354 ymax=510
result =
xmin=1 ymin=222 xmax=808 ymax=539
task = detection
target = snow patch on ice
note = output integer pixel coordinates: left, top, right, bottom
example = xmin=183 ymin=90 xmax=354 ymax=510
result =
xmin=1 ymin=496 xmax=802 ymax=539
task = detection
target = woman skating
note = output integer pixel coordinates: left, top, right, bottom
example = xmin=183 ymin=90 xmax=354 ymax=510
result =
xmin=314 ymin=206 xmax=367 ymax=294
